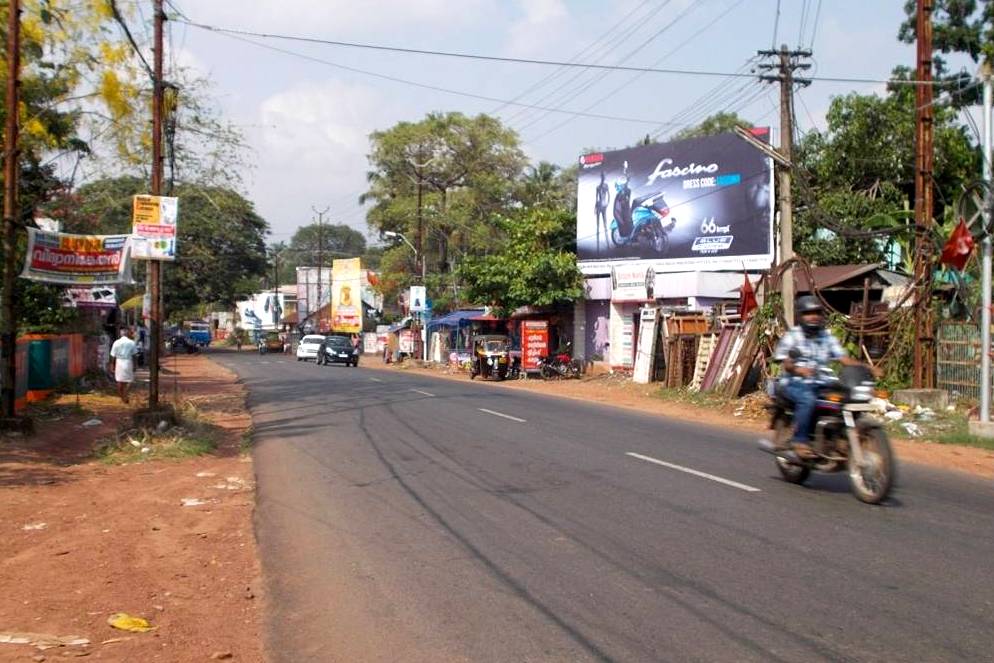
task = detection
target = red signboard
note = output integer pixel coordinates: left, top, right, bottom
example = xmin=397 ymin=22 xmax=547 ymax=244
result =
xmin=521 ymin=320 xmax=549 ymax=371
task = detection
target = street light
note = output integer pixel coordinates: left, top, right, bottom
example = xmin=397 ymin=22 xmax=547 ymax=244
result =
xmin=383 ymin=230 xmax=424 ymax=281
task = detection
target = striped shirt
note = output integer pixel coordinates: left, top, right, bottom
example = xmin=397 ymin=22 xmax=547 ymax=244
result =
xmin=774 ymin=326 xmax=847 ymax=377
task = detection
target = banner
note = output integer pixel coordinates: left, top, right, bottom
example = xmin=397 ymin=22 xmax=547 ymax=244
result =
xmin=611 ymin=264 xmax=655 ymax=302
xmin=21 ymin=229 xmax=132 ymax=285
xmin=576 ymin=130 xmax=773 ymax=274
xmin=62 ymin=286 xmax=117 ymax=309
xmin=521 ymin=320 xmax=549 ymax=372
xmin=409 ymin=285 xmax=426 ymax=313
xmin=236 ymin=292 xmax=285 ymax=331
xmin=132 ymin=194 xmax=178 ymax=261
xmin=331 ymin=258 xmax=362 ymax=333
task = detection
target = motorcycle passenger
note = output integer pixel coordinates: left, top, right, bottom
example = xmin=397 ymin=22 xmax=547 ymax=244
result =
xmin=771 ymin=296 xmax=861 ymax=457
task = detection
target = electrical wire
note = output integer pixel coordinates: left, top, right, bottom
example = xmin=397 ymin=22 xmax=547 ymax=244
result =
xmin=771 ymin=0 xmax=781 ymax=49
xmin=173 ymin=18 xmax=954 ymax=86
xmin=109 ymin=0 xmax=154 ymax=79
xmin=808 ymin=0 xmax=823 ymax=50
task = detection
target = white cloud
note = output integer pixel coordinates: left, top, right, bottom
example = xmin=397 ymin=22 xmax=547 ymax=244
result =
xmin=249 ymin=79 xmax=398 ymax=236
xmin=179 ymin=0 xmax=497 ymax=38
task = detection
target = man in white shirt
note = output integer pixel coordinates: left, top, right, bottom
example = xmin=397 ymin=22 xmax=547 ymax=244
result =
xmin=110 ymin=327 xmax=138 ymax=404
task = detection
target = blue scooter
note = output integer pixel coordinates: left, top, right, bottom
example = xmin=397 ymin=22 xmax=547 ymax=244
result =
xmin=610 ymin=173 xmax=676 ymax=254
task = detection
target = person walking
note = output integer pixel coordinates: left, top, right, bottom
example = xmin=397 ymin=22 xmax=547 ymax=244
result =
xmin=110 ymin=327 xmax=138 ymax=404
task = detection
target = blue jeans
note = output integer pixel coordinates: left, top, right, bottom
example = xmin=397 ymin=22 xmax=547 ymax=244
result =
xmin=784 ymin=379 xmax=817 ymax=443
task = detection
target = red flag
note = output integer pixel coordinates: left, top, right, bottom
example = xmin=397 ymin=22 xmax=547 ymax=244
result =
xmin=940 ymin=218 xmax=975 ymax=271
xmin=739 ymin=273 xmax=758 ymax=319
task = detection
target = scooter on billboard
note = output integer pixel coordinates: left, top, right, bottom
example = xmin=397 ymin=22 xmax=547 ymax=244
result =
xmin=609 ymin=161 xmax=676 ymax=254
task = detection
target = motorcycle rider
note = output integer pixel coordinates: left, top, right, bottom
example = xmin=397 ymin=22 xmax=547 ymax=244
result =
xmin=768 ymin=296 xmax=862 ymax=457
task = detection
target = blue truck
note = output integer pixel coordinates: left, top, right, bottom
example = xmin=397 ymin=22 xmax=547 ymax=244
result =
xmin=185 ymin=321 xmax=212 ymax=348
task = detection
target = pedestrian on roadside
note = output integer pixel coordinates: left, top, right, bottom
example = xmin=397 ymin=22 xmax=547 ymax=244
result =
xmin=235 ymin=331 xmax=243 ymax=351
xmin=110 ymin=327 xmax=138 ymax=404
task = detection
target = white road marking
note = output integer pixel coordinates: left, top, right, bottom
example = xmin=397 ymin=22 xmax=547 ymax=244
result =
xmin=370 ymin=377 xmax=383 ymax=382
xmin=411 ymin=389 xmax=435 ymax=397
xmin=478 ymin=408 xmax=526 ymax=423
xmin=625 ymin=452 xmax=761 ymax=493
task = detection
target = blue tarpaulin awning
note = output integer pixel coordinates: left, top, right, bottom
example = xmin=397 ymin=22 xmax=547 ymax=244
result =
xmin=426 ymin=309 xmax=485 ymax=333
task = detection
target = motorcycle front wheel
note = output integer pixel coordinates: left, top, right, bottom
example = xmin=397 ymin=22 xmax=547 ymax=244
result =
xmin=610 ymin=226 xmax=624 ymax=246
xmin=540 ymin=364 xmax=556 ymax=380
xmin=773 ymin=418 xmax=810 ymax=484
xmin=848 ymin=426 xmax=894 ymax=504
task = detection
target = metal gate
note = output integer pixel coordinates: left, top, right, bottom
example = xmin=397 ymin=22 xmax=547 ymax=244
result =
xmin=936 ymin=322 xmax=982 ymax=401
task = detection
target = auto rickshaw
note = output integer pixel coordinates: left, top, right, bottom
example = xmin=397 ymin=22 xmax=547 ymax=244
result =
xmin=469 ymin=334 xmax=511 ymax=381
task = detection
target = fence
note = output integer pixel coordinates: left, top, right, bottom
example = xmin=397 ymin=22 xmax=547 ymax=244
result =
xmin=936 ymin=322 xmax=983 ymax=402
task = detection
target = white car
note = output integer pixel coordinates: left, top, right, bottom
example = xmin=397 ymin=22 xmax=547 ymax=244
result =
xmin=296 ymin=334 xmax=325 ymax=361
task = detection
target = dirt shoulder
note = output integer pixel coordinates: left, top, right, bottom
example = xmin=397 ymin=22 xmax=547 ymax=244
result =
xmin=365 ymin=359 xmax=994 ymax=481
xmin=0 ymin=352 xmax=261 ymax=662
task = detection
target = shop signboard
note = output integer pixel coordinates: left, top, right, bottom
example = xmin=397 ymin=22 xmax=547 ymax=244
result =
xmin=363 ymin=332 xmax=379 ymax=354
xmin=131 ymin=194 xmax=178 ymax=260
xmin=611 ymin=264 xmax=655 ymax=302
xmin=21 ymin=229 xmax=132 ymax=285
xmin=633 ymin=307 xmax=658 ymax=384
xmin=576 ymin=130 xmax=773 ymax=274
xmin=331 ymin=258 xmax=362 ymax=333
xmin=62 ymin=286 xmax=117 ymax=309
xmin=521 ymin=320 xmax=549 ymax=372
xmin=399 ymin=329 xmax=415 ymax=354
xmin=409 ymin=285 xmax=426 ymax=313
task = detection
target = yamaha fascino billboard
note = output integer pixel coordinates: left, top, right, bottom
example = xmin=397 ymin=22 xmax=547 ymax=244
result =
xmin=576 ymin=130 xmax=773 ymax=274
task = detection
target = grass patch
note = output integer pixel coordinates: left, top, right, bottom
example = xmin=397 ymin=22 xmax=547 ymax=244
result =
xmin=96 ymin=400 xmax=222 ymax=464
xmin=654 ymin=386 xmax=731 ymax=409
xmin=239 ymin=426 xmax=255 ymax=454
xmin=931 ymin=418 xmax=994 ymax=451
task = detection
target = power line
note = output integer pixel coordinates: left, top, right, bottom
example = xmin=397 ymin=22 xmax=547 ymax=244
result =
xmin=771 ymin=0 xmax=781 ymax=49
xmin=190 ymin=27 xmax=673 ymax=127
xmin=109 ymin=0 xmax=154 ymax=79
xmin=174 ymin=18 xmax=951 ymax=86
xmin=808 ymin=0 xmax=824 ymax=50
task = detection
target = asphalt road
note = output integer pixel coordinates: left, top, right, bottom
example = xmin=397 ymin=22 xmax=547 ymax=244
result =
xmin=216 ymin=351 xmax=994 ymax=663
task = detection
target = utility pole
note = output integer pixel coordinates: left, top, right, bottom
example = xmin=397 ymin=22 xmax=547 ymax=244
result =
xmin=312 ymin=206 xmax=328 ymax=331
xmin=912 ymin=0 xmax=935 ymax=389
xmin=1 ymin=0 xmax=20 ymax=421
xmin=758 ymin=45 xmax=811 ymax=326
xmin=146 ymin=0 xmax=165 ymax=407
xmin=980 ymin=63 xmax=992 ymax=423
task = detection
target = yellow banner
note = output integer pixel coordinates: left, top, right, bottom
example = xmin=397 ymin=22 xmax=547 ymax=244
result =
xmin=331 ymin=258 xmax=362 ymax=333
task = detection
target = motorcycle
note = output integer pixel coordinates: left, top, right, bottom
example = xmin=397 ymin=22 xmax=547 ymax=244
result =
xmin=610 ymin=181 xmax=676 ymax=254
xmin=537 ymin=343 xmax=581 ymax=379
xmin=759 ymin=360 xmax=894 ymax=504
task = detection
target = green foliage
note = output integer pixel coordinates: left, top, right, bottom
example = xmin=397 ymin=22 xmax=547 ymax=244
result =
xmin=899 ymin=0 xmax=994 ymax=89
xmin=672 ymin=112 xmax=753 ymax=141
xmin=69 ymin=176 xmax=269 ymax=312
xmin=457 ymin=207 xmax=582 ymax=317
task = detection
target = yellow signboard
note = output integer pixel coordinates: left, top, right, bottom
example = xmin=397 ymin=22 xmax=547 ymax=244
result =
xmin=331 ymin=258 xmax=362 ymax=333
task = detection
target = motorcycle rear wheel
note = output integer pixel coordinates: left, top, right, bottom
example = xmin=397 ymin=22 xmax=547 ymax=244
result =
xmin=651 ymin=226 xmax=670 ymax=254
xmin=610 ymin=226 xmax=624 ymax=246
xmin=773 ymin=419 xmax=810 ymax=484
xmin=848 ymin=426 xmax=894 ymax=504
xmin=540 ymin=364 xmax=556 ymax=379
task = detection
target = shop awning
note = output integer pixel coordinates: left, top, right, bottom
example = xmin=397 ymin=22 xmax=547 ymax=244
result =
xmin=387 ymin=317 xmax=412 ymax=333
xmin=120 ymin=294 xmax=143 ymax=311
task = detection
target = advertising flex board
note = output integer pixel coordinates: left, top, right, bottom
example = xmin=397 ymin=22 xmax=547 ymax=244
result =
xmin=521 ymin=320 xmax=549 ymax=372
xmin=331 ymin=258 xmax=362 ymax=333
xmin=132 ymin=195 xmax=178 ymax=261
xmin=576 ymin=130 xmax=773 ymax=274
xmin=21 ymin=229 xmax=132 ymax=285
xmin=236 ymin=292 xmax=285 ymax=331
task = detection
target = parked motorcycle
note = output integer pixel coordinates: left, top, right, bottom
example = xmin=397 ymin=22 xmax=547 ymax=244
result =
xmin=538 ymin=344 xmax=581 ymax=379
xmin=759 ymin=361 xmax=894 ymax=504
xmin=611 ymin=181 xmax=676 ymax=254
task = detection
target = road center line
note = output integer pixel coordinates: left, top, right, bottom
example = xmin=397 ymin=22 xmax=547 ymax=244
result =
xmin=478 ymin=408 xmax=526 ymax=423
xmin=370 ymin=377 xmax=383 ymax=382
xmin=625 ymin=452 xmax=761 ymax=493
xmin=410 ymin=389 xmax=435 ymax=397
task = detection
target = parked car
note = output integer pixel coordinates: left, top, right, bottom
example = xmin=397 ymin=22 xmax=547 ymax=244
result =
xmin=316 ymin=334 xmax=360 ymax=367
xmin=258 ymin=331 xmax=284 ymax=354
xmin=295 ymin=334 xmax=325 ymax=361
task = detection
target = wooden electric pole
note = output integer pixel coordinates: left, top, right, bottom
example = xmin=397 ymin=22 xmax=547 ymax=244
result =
xmin=758 ymin=45 xmax=811 ymax=326
xmin=912 ymin=0 xmax=935 ymax=388
xmin=1 ymin=0 xmax=20 ymax=421
xmin=312 ymin=206 xmax=328 ymax=330
xmin=147 ymin=0 xmax=164 ymax=407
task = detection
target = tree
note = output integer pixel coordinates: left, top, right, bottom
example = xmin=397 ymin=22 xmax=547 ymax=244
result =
xmin=792 ymin=75 xmax=978 ymax=265
xmin=286 ymin=222 xmax=366 ymax=269
xmin=518 ymin=161 xmax=577 ymax=213
xmin=70 ymin=176 xmax=269 ymax=314
xmin=672 ymin=112 xmax=753 ymax=141
xmin=457 ymin=207 xmax=582 ymax=317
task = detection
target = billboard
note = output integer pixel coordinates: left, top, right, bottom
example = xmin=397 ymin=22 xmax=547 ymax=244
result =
xmin=331 ymin=258 xmax=362 ymax=333
xmin=63 ymin=286 xmax=117 ymax=309
xmin=21 ymin=229 xmax=132 ymax=285
xmin=132 ymin=194 xmax=178 ymax=261
xmin=295 ymin=266 xmax=332 ymax=320
xmin=576 ymin=130 xmax=773 ymax=274
xmin=236 ymin=292 xmax=286 ymax=331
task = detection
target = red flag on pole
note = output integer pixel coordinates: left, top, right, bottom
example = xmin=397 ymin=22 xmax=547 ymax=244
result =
xmin=939 ymin=218 xmax=975 ymax=271
xmin=739 ymin=273 xmax=758 ymax=319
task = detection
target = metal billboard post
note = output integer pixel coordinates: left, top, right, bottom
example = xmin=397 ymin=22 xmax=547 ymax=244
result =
xmin=980 ymin=67 xmax=992 ymax=423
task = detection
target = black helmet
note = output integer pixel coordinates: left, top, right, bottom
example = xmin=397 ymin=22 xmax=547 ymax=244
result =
xmin=797 ymin=296 xmax=823 ymax=315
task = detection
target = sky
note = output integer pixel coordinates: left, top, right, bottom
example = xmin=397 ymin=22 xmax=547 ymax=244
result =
xmin=154 ymin=0 xmax=978 ymax=245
